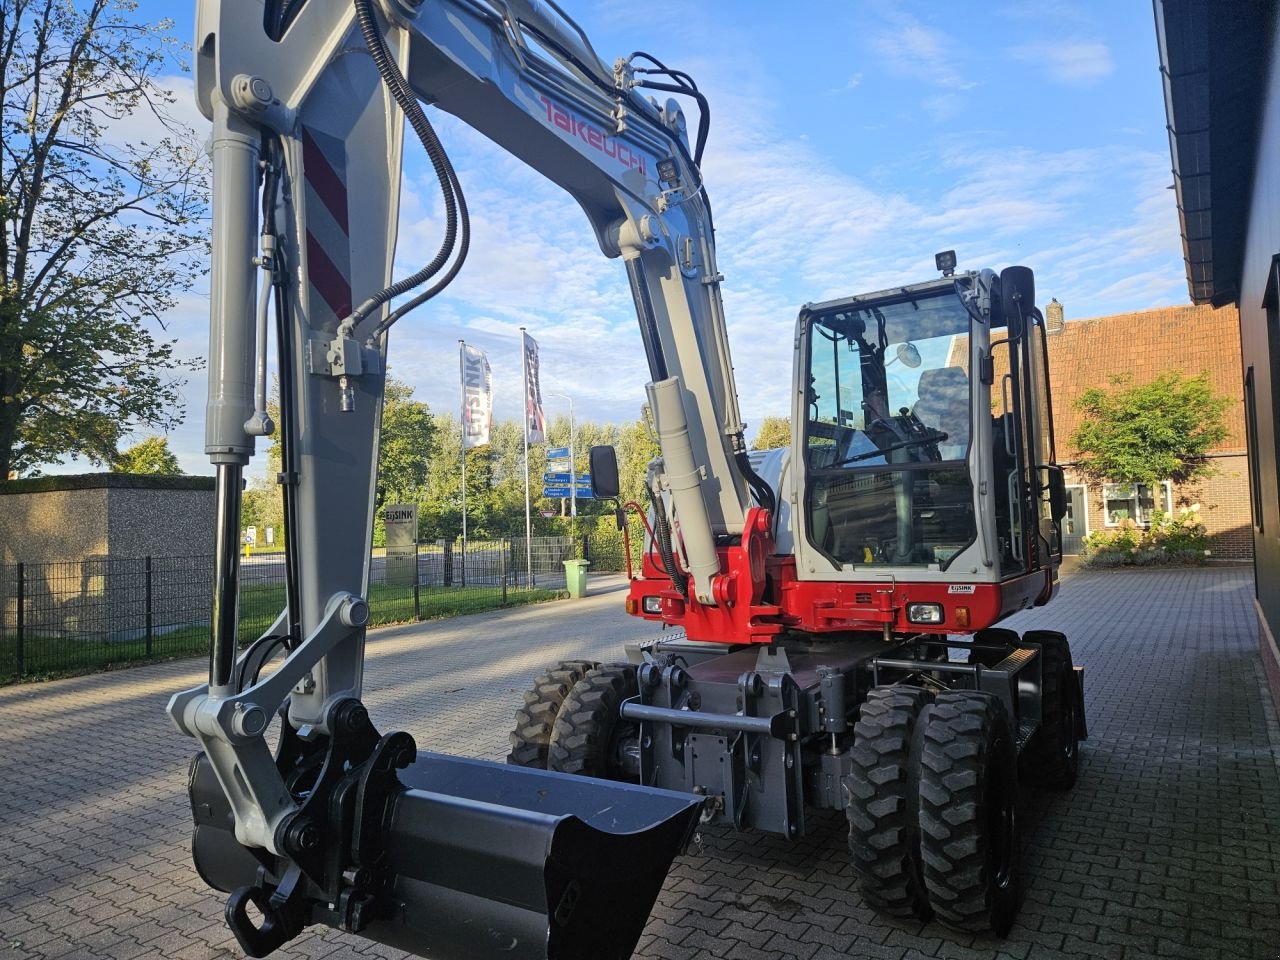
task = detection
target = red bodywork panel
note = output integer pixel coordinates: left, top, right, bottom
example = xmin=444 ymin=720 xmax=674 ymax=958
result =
xmin=627 ymin=509 xmax=1056 ymax=644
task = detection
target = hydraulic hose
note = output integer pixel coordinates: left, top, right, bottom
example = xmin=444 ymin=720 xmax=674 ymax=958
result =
xmin=349 ymin=0 xmax=470 ymax=332
xmin=646 ymin=479 xmax=689 ymax=598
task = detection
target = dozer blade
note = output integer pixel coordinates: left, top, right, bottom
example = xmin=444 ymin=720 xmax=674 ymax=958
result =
xmin=189 ymin=750 xmax=702 ymax=960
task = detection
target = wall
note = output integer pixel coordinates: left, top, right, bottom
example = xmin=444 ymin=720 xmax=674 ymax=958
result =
xmin=0 ymin=486 xmax=109 ymax=565
xmin=0 ymin=474 xmax=215 ymax=640
xmin=1239 ymin=13 xmax=1280 ymax=680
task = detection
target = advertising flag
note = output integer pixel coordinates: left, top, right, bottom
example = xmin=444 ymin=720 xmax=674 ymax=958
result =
xmin=459 ymin=343 xmax=493 ymax=449
xmin=522 ymin=331 xmax=546 ymax=443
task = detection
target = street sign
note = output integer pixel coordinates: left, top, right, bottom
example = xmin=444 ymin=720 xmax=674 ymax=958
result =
xmin=543 ymin=472 xmax=572 ymax=483
xmin=547 ymin=461 xmax=571 ymax=473
xmin=543 ymin=485 xmax=572 ymax=498
xmin=548 ymin=446 xmax=570 ymax=459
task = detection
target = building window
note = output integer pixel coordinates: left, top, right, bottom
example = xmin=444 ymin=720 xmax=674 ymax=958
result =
xmin=1246 ymin=366 xmax=1263 ymax=532
xmin=1102 ymin=481 xmax=1173 ymax=527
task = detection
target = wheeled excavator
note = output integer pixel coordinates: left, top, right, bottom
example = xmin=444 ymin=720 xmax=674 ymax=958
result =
xmin=168 ymin=0 xmax=1085 ymax=956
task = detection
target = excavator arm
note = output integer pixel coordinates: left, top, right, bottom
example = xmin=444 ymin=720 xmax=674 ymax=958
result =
xmin=164 ymin=0 xmax=773 ymax=957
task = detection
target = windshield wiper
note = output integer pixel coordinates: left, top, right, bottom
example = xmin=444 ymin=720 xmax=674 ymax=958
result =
xmin=831 ymin=429 xmax=948 ymax=466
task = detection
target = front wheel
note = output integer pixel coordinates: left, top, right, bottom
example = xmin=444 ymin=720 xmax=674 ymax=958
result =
xmin=548 ymin=664 xmax=641 ymax=782
xmin=918 ymin=690 xmax=1020 ymax=935
xmin=506 ymin=660 xmax=597 ymax=768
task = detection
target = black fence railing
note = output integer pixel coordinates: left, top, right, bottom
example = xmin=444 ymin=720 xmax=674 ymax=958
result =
xmin=0 ymin=536 xmax=590 ymax=683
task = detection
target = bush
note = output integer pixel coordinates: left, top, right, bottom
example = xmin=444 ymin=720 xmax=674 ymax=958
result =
xmin=1081 ymin=507 xmax=1210 ymax=568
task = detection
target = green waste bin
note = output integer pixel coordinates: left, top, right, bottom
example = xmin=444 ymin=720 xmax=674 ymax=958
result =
xmin=564 ymin=559 xmax=591 ymax=598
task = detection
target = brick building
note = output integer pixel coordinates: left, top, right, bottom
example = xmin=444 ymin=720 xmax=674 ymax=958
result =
xmin=1045 ymin=301 xmax=1250 ymax=559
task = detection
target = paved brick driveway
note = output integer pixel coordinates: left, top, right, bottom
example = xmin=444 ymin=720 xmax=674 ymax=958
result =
xmin=1 ymin=568 xmax=1278 ymax=960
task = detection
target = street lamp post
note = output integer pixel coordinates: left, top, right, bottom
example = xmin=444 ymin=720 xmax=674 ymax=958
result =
xmin=548 ymin=393 xmax=576 ymax=518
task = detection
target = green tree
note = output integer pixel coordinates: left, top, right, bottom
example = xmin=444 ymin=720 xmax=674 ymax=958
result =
xmin=616 ymin=408 xmax=660 ymax=505
xmin=376 ymin=375 xmax=436 ymax=508
xmin=1071 ymin=371 xmax=1231 ymax=485
xmin=419 ymin=413 xmax=494 ymax=540
xmin=752 ymin=416 xmax=792 ymax=451
xmin=110 ymin=434 xmax=181 ymax=474
xmin=1 ymin=1 xmax=208 ymax=478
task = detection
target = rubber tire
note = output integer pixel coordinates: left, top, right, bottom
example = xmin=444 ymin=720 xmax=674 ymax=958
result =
xmin=1019 ymin=630 xmax=1079 ymax=790
xmin=506 ymin=660 xmax=597 ymax=768
xmin=548 ymin=665 xmax=640 ymax=782
xmin=845 ymin=685 xmax=933 ymax=920
xmin=919 ymin=690 xmax=1020 ymax=935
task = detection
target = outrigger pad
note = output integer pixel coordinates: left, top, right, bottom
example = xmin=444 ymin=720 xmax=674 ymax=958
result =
xmin=189 ymin=751 xmax=703 ymax=960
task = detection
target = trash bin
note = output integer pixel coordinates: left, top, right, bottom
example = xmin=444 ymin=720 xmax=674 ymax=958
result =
xmin=563 ymin=559 xmax=591 ymax=598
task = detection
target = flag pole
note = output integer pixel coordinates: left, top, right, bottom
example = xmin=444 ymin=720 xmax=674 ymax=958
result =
xmin=458 ymin=339 xmax=467 ymax=587
xmin=520 ymin=326 xmax=533 ymax=585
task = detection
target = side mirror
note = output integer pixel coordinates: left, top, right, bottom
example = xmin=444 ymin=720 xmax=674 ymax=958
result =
xmin=1000 ymin=265 xmax=1035 ymax=336
xmin=1045 ymin=465 xmax=1066 ymax=523
xmin=589 ymin=445 xmax=621 ymax=499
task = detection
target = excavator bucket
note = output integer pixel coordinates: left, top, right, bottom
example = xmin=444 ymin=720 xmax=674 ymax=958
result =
xmin=190 ymin=751 xmax=703 ymax=960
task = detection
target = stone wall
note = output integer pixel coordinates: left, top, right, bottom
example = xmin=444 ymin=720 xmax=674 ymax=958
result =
xmin=0 ymin=474 xmax=216 ymax=639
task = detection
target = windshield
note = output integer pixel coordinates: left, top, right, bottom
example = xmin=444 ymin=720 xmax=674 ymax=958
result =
xmin=804 ymin=286 xmax=976 ymax=568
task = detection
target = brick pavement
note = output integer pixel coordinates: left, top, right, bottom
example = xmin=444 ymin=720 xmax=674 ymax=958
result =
xmin=1 ymin=568 xmax=1278 ymax=960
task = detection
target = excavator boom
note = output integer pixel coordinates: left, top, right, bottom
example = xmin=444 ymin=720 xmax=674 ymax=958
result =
xmin=164 ymin=0 xmax=770 ymax=955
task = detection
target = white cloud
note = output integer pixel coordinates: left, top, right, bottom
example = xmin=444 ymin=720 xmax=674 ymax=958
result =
xmin=871 ymin=16 xmax=978 ymax=92
xmin=1011 ymin=40 xmax=1115 ymax=85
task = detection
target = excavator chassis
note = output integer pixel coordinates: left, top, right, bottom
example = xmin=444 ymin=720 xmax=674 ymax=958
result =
xmin=616 ymin=627 xmax=1082 ymax=838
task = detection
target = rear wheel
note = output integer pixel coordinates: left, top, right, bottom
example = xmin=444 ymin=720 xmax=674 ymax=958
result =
xmin=919 ymin=690 xmax=1019 ymax=935
xmin=507 ymin=660 xmax=597 ymax=768
xmin=1019 ymin=630 xmax=1080 ymax=789
xmin=549 ymin=665 xmax=641 ymax=782
xmin=845 ymin=685 xmax=933 ymax=919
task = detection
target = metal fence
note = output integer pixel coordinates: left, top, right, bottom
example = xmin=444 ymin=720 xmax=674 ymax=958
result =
xmin=0 ymin=536 xmax=579 ymax=683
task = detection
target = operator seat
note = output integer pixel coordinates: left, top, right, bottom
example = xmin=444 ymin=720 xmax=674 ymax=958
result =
xmin=912 ymin=367 xmax=969 ymax=460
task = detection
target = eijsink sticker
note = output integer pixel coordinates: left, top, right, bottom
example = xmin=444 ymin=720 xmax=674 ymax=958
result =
xmin=948 ymin=584 xmax=976 ymax=594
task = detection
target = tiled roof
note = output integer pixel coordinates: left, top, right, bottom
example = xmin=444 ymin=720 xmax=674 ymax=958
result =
xmin=1046 ymin=303 xmax=1244 ymax=459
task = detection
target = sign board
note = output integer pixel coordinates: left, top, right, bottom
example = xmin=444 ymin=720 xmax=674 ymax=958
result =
xmin=265 ymin=527 xmax=275 ymax=545
xmin=543 ymin=486 xmax=595 ymax=500
xmin=543 ymin=472 xmax=572 ymax=483
xmin=548 ymin=446 xmax=570 ymax=459
xmin=244 ymin=526 xmax=257 ymax=546
xmin=384 ymin=504 xmax=418 ymax=587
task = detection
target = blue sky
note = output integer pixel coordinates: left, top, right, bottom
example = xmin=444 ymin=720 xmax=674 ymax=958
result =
xmin=119 ymin=0 xmax=1181 ymax=478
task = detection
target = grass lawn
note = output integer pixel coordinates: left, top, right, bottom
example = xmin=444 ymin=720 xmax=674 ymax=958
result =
xmin=0 ymin=581 xmax=565 ymax=685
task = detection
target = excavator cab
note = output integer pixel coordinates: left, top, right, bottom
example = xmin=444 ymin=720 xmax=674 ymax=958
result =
xmin=791 ymin=263 xmax=1064 ymax=625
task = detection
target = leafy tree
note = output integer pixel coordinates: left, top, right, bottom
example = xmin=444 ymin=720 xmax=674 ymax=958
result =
xmin=419 ymin=412 xmax=493 ymax=540
xmin=1071 ymin=372 xmax=1231 ymax=485
xmin=0 ymin=1 xmax=207 ymax=478
xmin=752 ymin=416 xmax=791 ymax=451
xmin=376 ymin=375 xmax=436 ymax=507
xmin=616 ymin=408 xmax=660 ymax=505
xmin=110 ymin=434 xmax=181 ymax=474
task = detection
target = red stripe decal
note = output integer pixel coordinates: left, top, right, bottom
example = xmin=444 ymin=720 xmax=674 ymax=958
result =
xmin=306 ymin=230 xmax=353 ymax=319
xmin=302 ymin=127 xmax=350 ymax=236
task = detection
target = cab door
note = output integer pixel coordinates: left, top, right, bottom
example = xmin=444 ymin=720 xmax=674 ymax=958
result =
xmin=988 ymin=268 xmax=1062 ymax=579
